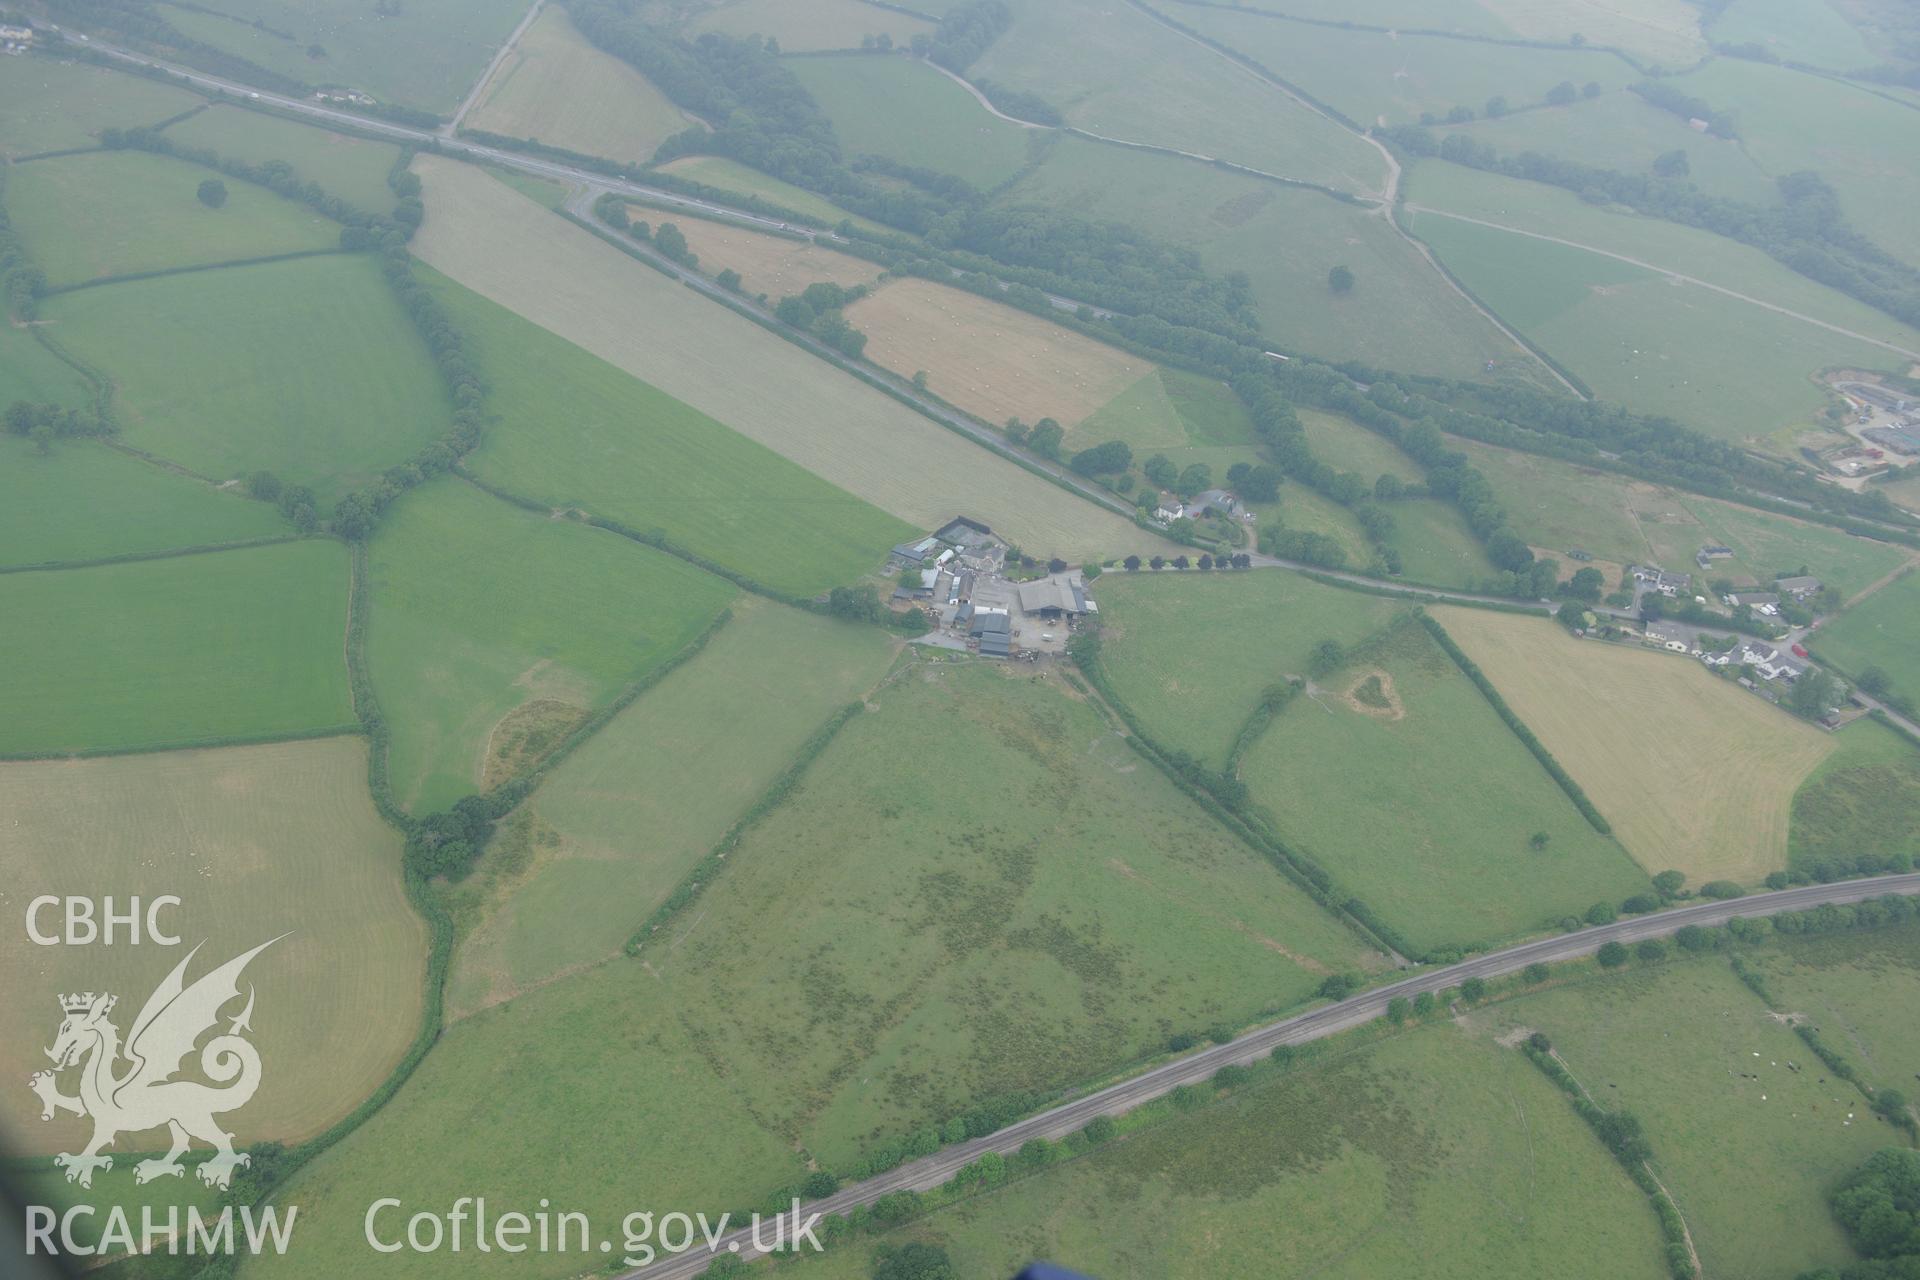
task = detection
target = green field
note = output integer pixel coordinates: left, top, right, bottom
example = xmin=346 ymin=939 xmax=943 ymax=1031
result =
xmin=1004 ymin=137 xmax=1540 ymax=381
xmin=1071 ymin=366 xmax=1259 ymax=489
xmin=654 ymin=155 xmax=899 ymax=234
xmin=1451 ymin=434 xmax=1913 ymax=594
xmin=1813 ymin=567 xmax=1920 ymax=703
xmin=1491 ymin=957 xmax=1891 ymax=1278
xmin=1672 ymin=58 xmax=1920 ymax=269
xmin=0 ymin=540 xmax=352 ymax=754
xmin=1429 ymin=90 xmax=1782 ymax=206
xmin=971 ymin=0 xmax=1387 ymax=195
xmin=162 ymin=103 xmax=402 ymax=211
xmin=794 ymin=1023 xmax=1668 ymax=1280
xmin=1096 ymin=569 xmax=1402 ymax=766
xmin=1741 ymin=919 xmax=1920 ymax=1101
xmin=1407 ymin=207 xmax=1909 ymax=444
xmin=44 ymin=254 xmax=452 ymax=504
xmin=1298 ymin=408 xmax=1422 ymax=482
xmin=786 ymin=54 xmax=1035 ymax=191
xmin=1243 ymin=619 xmax=1646 ymax=951
xmin=1788 ymin=718 xmax=1920 ymax=873
xmin=6 ymin=149 xmax=337 ymax=286
xmin=0 ymin=737 xmax=423 ymax=1145
xmin=431 ymin=267 xmax=916 ymax=597
xmin=0 ymin=55 xmax=202 ymax=158
xmin=154 ymin=0 xmax=532 ymax=115
xmin=1707 ymin=0 xmax=1874 ymax=70
xmin=368 ymin=479 xmax=738 ymax=814
xmin=689 ymin=0 xmax=934 ymax=51
xmin=1180 ymin=6 xmax=1635 ymax=127
xmin=0 ymin=317 xmax=91 ymax=406
xmin=0 ymin=437 xmax=285 ymax=569
xmin=447 ymin=597 xmax=898 ymax=1015
xmin=1226 ymin=0 xmax=1709 ymax=65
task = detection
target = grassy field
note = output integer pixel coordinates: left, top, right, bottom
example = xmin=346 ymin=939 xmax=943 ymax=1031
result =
xmin=0 ymin=437 xmax=284 ymax=569
xmin=1673 ymin=58 xmax=1920 ymax=269
xmin=1226 ymin=0 xmax=1707 ymax=65
xmin=1180 ymin=7 xmax=1635 ymax=127
xmin=1788 ymin=718 xmax=1920 ymax=873
xmin=786 ymin=54 xmax=1036 ymax=191
xmin=845 ymin=277 xmax=1154 ymax=432
xmin=162 ymin=103 xmax=401 ymax=211
xmin=1429 ymin=90 xmax=1781 ymax=206
xmin=7 ymin=150 xmax=337 ymax=286
xmin=0 ymin=737 xmax=423 ymax=1145
xmin=0 ymin=55 xmax=201 ymax=158
xmin=1707 ymin=0 xmax=1875 ymax=71
xmin=1299 ymin=408 xmax=1422 ymax=483
xmin=1490 ymin=958 xmax=1891 ymax=1278
xmin=1077 ymin=366 xmax=1257 ymax=455
xmin=1450 ymin=435 xmax=1914 ymax=596
xmin=446 ymin=598 xmax=897 ymax=1016
xmin=154 ymin=0 xmax=531 ymax=115
xmin=429 ymin=267 xmax=916 ymax=597
xmin=792 ymin=1023 xmax=1668 ymax=1280
xmin=971 ymin=0 xmax=1388 ymax=195
xmin=367 ymin=479 xmax=738 ymax=815
xmin=0 ymin=317 xmax=91 ymax=406
xmin=1813 ymin=566 xmax=1920 ymax=702
xmin=1243 ymin=620 xmax=1648 ymax=951
xmin=1431 ymin=607 xmax=1839 ymax=884
xmin=45 ymin=254 xmax=451 ymax=505
xmin=665 ymin=216 xmax=880 ymax=297
xmin=688 ymin=0 xmax=934 ymax=51
xmin=1004 ymin=137 xmax=1541 ymax=382
xmin=410 ymin=155 xmax=1148 ymax=564
xmin=655 ymin=660 xmax=1383 ymax=1166
xmin=654 ymin=155 xmax=898 ymax=234
xmin=1741 ymin=920 xmax=1920 ymax=1100
xmin=0 ymin=540 xmax=353 ymax=755
xmin=1405 ymin=206 xmax=1906 ymax=445
xmin=1096 ymin=569 xmax=1402 ymax=766
xmin=466 ymin=6 xmax=697 ymax=165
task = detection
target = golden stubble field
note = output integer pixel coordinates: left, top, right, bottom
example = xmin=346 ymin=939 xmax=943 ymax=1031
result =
xmin=662 ymin=215 xmax=880 ymax=297
xmin=0 ymin=738 xmax=425 ymax=1150
xmin=408 ymin=156 xmax=1148 ymax=562
xmin=845 ymin=276 xmax=1152 ymax=430
xmin=1432 ymin=607 xmax=1837 ymax=884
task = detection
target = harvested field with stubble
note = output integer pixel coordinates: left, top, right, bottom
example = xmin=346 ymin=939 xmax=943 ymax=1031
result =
xmin=0 ymin=737 xmax=424 ymax=1148
xmin=845 ymin=277 xmax=1152 ymax=432
xmin=408 ymin=155 xmax=1148 ymax=562
xmin=664 ymin=217 xmax=880 ymax=297
xmin=1431 ymin=607 xmax=1839 ymax=884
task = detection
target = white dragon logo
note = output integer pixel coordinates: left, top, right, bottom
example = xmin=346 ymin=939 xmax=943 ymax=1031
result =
xmin=26 ymin=937 xmax=282 ymax=1191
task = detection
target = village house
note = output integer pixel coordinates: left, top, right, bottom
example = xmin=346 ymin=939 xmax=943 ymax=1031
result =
xmin=1774 ymin=575 xmax=1823 ymax=602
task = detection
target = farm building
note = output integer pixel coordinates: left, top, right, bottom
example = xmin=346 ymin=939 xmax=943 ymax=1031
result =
xmin=1695 ymin=544 xmax=1734 ymax=568
xmin=1015 ymin=575 xmax=1096 ymax=619
xmin=1726 ymin=591 xmax=1781 ymax=615
xmin=1774 ymin=576 xmax=1822 ymax=601
xmin=969 ymin=610 xmax=1011 ymax=639
xmin=1188 ymin=489 xmax=1237 ymax=517
xmin=892 ymin=536 xmax=940 ymax=565
xmin=1629 ymin=565 xmax=1692 ymax=597
xmin=978 ymin=633 xmax=1012 ymax=658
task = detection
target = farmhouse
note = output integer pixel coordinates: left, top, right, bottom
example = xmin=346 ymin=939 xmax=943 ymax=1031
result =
xmin=1695 ymin=544 xmax=1734 ymax=568
xmin=1774 ymin=575 xmax=1822 ymax=601
xmin=1629 ymin=564 xmax=1692 ymax=597
xmin=1645 ymin=622 xmax=1690 ymax=648
xmin=1736 ymin=641 xmax=1808 ymax=682
xmin=1726 ymin=591 xmax=1781 ymax=616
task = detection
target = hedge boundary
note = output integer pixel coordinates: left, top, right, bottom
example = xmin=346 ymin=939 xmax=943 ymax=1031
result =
xmin=0 ymin=533 xmax=307 ymax=576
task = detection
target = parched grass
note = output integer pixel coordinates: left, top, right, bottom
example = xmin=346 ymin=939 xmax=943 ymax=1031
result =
xmin=1431 ymin=606 xmax=1839 ymax=884
xmin=0 ymin=737 xmax=423 ymax=1146
xmin=688 ymin=0 xmax=935 ymax=52
xmin=655 ymin=661 xmax=1383 ymax=1167
xmin=1178 ymin=7 xmax=1634 ymax=127
xmin=972 ymin=0 xmax=1387 ymax=194
xmin=466 ymin=5 xmax=698 ymax=165
xmin=430 ymin=265 xmax=915 ymax=597
xmin=1405 ymin=206 xmax=1905 ymax=445
xmin=654 ymin=155 xmax=897 ymax=235
xmin=1741 ymin=919 xmax=1920 ymax=1099
xmin=1005 ymin=137 xmax=1539 ymax=381
xmin=1814 ymin=567 xmax=1920 ymax=704
xmin=786 ymin=54 xmax=1036 ymax=191
xmin=162 ymin=103 xmax=402 ymax=211
xmin=155 ymin=0 xmax=532 ymax=115
xmin=0 ymin=54 xmax=202 ymax=158
xmin=409 ymin=155 xmax=1144 ymax=564
xmin=0 ymin=437 xmax=284 ymax=569
xmin=1788 ymin=718 xmax=1920 ymax=873
xmin=845 ymin=277 xmax=1154 ymax=432
xmin=1096 ymin=569 xmax=1401 ymax=766
xmin=1491 ymin=958 xmax=1892 ymax=1279
xmin=666 ymin=216 xmax=881 ymax=297
xmin=368 ymin=479 xmax=737 ymax=815
xmin=0 ymin=540 xmax=353 ymax=755
xmin=44 ymin=254 xmax=452 ymax=506
xmin=7 ymin=149 xmax=336 ymax=287
xmin=446 ymin=598 xmax=896 ymax=1016
xmin=1242 ymin=620 xmax=1646 ymax=951
xmin=792 ymin=1023 xmax=1667 ymax=1280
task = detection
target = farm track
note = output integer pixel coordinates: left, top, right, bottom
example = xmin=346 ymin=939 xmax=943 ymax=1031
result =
xmin=445 ymin=0 xmax=544 ymax=136
xmin=621 ymin=873 xmax=1920 ymax=1277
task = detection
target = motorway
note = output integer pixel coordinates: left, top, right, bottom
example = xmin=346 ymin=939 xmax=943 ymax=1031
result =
xmin=626 ymin=873 xmax=1920 ymax=1276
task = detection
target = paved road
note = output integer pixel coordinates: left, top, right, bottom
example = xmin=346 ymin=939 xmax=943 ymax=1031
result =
xmin=623 ymin=873 xmax=1920 ymax=1276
